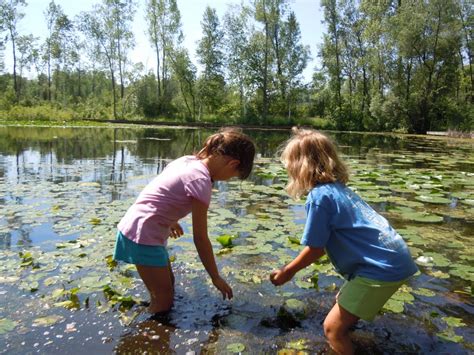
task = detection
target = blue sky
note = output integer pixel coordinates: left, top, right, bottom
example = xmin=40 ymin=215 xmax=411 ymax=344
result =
xmin=10 ymin=0 xmax=325 ymax=82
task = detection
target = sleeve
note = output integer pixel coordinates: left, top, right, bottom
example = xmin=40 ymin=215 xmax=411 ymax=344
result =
xmin=184 ymin=178 xmax=212 ymax=207
xmin=301 ymin=201 xmax=332 ymax=248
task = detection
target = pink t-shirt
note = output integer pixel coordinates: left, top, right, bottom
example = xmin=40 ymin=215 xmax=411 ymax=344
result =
xmin=118 ymin=155 xmax=212 ymax=246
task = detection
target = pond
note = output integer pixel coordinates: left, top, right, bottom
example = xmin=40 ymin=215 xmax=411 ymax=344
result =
xmin=0 ymin=125 xmax=473 ymax=354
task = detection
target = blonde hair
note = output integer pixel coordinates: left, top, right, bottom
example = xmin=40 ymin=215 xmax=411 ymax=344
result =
xmin=281 ymin=127 xmax=349 ymax=198
xmin=196 ymin=127 xmax=256 ymax=179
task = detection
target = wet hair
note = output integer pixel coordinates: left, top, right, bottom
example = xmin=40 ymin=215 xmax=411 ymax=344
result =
xmin=281 ymin=127 xmax=349 ymax=198
xmin=196 ymin=127 xmax=256 ymax=179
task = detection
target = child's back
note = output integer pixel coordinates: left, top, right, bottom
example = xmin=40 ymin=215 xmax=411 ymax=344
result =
xmin=303 ymin=181 xmax=418 ymax=282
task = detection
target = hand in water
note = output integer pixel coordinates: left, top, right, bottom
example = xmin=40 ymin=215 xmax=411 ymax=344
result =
xmin=212 ymin=276 xmax=233 ymax=300
xmin=269 ymin=267 xmax=294 ymax=286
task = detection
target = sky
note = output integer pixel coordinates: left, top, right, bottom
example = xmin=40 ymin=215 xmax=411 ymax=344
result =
xmin=8 ymin=0 xmax=325 ymax=82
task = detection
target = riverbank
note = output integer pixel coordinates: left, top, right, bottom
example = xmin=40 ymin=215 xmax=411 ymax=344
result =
xmin=0 ymin=117 xmax=472 ymax=140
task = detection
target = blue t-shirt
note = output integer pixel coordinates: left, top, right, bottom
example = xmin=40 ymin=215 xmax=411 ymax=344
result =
xmin=301 ymin=182 xmax=418 ymax=282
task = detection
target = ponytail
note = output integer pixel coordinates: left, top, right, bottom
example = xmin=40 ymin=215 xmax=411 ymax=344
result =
xmin=196 ymin=128 xmax=256 ymax=180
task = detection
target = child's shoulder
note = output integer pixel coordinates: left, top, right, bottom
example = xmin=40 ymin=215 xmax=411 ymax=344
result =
xmin=307 ymin=182 xmax=344 ymax=203
xmin=171 ymin=155 xmax=210 ymax=180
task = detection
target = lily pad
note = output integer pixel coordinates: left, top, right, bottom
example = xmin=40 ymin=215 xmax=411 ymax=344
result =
xmin=403 ymin=212 xmax=444 ymax=223
xmin=32 ymin=315 xmax=65 ymax=327
xmin=226 ymin=343 xmax=246 ymax=353
xmin=0 ymin=318 xmax=17 ymax=335
xmin=415 ymin=195 xmax=451 ymax=204
xmin=442 ymin=316 xmax=466 ymax=328
xmin=216 ymin=234 xmax=234 ymax=248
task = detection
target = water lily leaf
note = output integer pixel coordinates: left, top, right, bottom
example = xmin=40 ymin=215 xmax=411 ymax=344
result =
xmin=460 ymin=199 xmax=474 ymax=206
xmin=412 ymin=288 xmax=436 ymax=297
xmin=382 ymin=299 xmax=405 ymax=313
xmin=287 ymin=236 xmax=301 ymax=245
xmin=54 ymin=300 xmax=79 ymax=309
xmin=0 ymin=318 xmax=17 ymax=335
xmin=442 ymin=316 xmax=466 ymax=328
xmin=285 ymin=338 xmax=309 ymax=350
xmin=32 ymin=315 xmax=64 ymax=327
xmin=404 ymin=212 xmax=444 ymax=223
xmin=216 ymin=234 xmax=234 ymax=248
xmin=226 ymin=343 xmax=246 ymax=353
xmin=448 ymin=264 xmax=474 ymax=282
xmin=415 ymin=195 xmax=451 ymax=204
xmin=423 ymin=252 xmax=451 ymax=267
xmin=281 ymin=299 xmax=307 ymax=320
xmin=89 ymin=217 xmax=101 ymax=225
xmin=437 ymin=330 xmax=463 ymax=343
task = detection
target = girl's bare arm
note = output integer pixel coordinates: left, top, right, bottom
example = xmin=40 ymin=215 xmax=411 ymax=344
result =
xmin=270 ymin=246 xmax=325 ymax=286
xmin=191 ymin=198 xmax=233 ymax=299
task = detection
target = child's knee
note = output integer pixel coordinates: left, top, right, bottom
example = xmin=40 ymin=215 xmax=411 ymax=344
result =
xmin=323 ymin=317 xmax=337 ymax=338
xmin=323 ymin=316 xmax=350 ymax=339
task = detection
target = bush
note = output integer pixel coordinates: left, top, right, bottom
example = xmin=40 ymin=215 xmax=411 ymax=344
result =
xmin=0 ymin=104 xmax=75 ymax=121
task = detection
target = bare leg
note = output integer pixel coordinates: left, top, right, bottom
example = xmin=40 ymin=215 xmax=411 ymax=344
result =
xmin=323 ymin=303 xmax=360 ymax=355
xmin=136 ymin=264 xmax=174 ymax=314
xmin=168 ymin=261 xmax=175 ymax=287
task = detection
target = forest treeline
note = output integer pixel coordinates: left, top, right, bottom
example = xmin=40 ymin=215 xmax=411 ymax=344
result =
xmin=0 ymin=0 xmax=472 ymax=133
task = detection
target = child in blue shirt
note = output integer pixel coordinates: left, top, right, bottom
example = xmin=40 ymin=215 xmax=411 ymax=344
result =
xmin=270 ymin=127 xmax=418 ymax=354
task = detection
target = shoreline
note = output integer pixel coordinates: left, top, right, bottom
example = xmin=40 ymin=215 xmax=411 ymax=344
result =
xmin=0 ymin=119 xmax=472 ymax=140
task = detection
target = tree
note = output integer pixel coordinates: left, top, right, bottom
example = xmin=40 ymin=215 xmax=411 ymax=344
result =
xmin=79 ymin=0 xmax=136 ymax=119
xmin=196 ymin=6 xmax=225 ymax=115
xmin=395 ymin=0 xmax=463 ymax=133
xmin=16 ymin=34 xmax=38 ymax=99
xmin=224 ymin=4 xmax=252 ymax=121
xmin=0 ymin=0 xmax=27 ymax=101
xmin=170 ymin=47 xmax=197 ymax=121
xmin=145 ymin=0 xmax=182 ymax=116
xmin=320 ymin=0 xmax=343 ymax=128
xmin=254 ymin=0 xmax=286 ymax=122
xmin=280 ymin=11 xmax=310 ymax=119
xmin=43 ymin=1 xmax=75 ymax=105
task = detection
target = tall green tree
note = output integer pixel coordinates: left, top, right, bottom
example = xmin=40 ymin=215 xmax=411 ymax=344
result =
xmin=145 ymin=0 xmax=182 ymax=116
xmin=79 ymin=0 xmax=135 ymax=119
xmin=254 ymin=0 xmax=284 ymax=122
xmin=458 ymin=0 xmax=473 ymax=103
xmin=224 ymin=4 xmax=252 ymax=121
xmin=0 ymin=0 xmax=27 ymax=101
xmin=196 ymin=6 xmax=225 ymax=116
xmin=394 ymin=0 xmax=463 ymax=133
xmin=16 ymin=34 xmax=37 ymax=98
xmin=320 ymin=0 xmax=343 ymax=128
xmin=170 ymin=47 xmax=197 ymax=121
xmin=280 ymin=11 xmax=310 ymax=119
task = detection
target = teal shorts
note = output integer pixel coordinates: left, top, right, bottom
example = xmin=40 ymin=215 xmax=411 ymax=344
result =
xmin=337 ymin=276 xmax=408 ymax=321
xmin=113 ymin=231 xmax=169 ymax=267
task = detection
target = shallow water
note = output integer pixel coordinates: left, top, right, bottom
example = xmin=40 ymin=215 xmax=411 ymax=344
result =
xmin=0 ymin=126 xmax=473 ymax=354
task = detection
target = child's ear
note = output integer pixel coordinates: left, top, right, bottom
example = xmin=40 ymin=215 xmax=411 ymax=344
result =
xmin=229 ymin=159 xmax=240 ymax=169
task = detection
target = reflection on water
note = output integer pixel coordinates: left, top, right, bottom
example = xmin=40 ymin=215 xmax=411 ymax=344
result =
xmin=0 ymin=126 xmax=473 ymax=354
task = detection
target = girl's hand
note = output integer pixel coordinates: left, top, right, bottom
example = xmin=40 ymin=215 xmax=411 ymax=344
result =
xmin=212 ymin=276 xmax=233 ymax=300
xmin=169 ymin=222 xmax=183 ymax=239
xmin=270 ymin=267 xmax=294 ymax=286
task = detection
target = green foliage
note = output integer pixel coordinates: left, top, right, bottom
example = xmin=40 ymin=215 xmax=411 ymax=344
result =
xmin=0 ymin=0 xmax=471 ymax=130
xmin=0 ymin=104 xmax=77 ymax=121
xmin=318 ymin=0 xmax=473 ymax=133
xmin=216 ymin=234 xmax=235 ymax=248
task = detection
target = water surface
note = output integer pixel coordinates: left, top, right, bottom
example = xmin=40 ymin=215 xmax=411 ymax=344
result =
xmin=0 ymin=126 xmax=473 ymax=354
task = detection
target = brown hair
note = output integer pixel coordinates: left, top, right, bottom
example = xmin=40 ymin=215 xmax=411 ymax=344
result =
xmin=281 ymin=127 xmax=349 ymax=198
xmin=196 ymin=127 xmax=256 ymax=179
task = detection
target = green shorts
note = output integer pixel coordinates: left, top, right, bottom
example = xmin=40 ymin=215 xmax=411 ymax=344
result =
xmin=337 ymin=276 xmax=408 ymax=321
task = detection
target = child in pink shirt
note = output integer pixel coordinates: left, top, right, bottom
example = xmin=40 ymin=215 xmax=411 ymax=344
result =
xmin=114 ymin=128 xmax=255 ymax=316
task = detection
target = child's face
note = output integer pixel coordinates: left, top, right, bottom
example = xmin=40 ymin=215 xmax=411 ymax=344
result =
xmin=216 ymin=157 xmax=241 ymax=181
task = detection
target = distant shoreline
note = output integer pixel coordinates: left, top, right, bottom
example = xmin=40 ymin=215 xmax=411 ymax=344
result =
xmin=0 ymin=119 xmax=472 ymax=139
